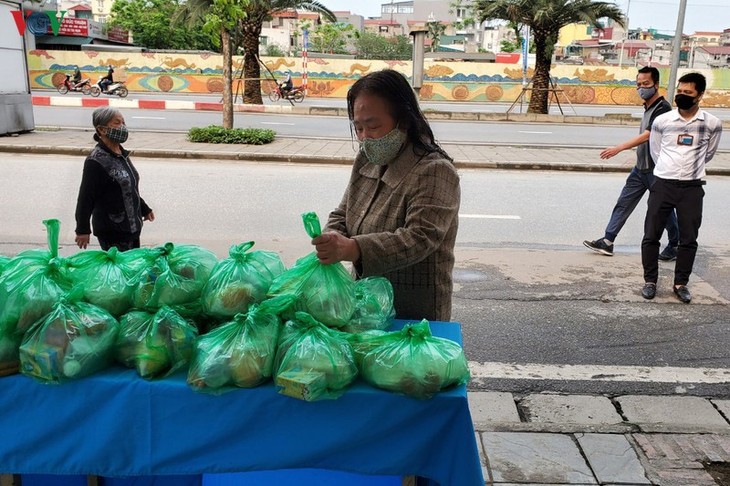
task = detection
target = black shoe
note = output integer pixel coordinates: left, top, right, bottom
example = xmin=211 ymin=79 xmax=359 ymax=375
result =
xmin=658 ymin=245 xmax=678 ymax=261
xmin=674 ymin=285 xmax=692 ymax=303
xmin=641 ymin=282 xmax=656 ymax=300
xmin=583 ymin=238 xmax=614 ymax=256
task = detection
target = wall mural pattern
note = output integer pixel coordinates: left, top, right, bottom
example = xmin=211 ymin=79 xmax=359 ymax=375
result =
xmin=26 ymin=50 xmax=730 ymax=107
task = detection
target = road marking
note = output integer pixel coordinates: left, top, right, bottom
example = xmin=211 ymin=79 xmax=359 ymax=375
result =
xmin=260 ymin=122 xmax=295 ymax=126
xmin=518 ymin=130 xmax=553 ymax=134
xmin=460 ymin=214 xmax=521 ymax=220
xmin=468 ymin=361 xmax=730 ymax=384
xmin=132 ymin=116 xmax=166 ymax=120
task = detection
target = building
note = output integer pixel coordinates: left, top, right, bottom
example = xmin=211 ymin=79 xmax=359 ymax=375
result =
xmin=691 ymin=45 xmax=730 ymax=69
xmin=91 ymin=0 xmax=112 ymax=24
xmin=261 ymin=9 xmax=322 ymax=54
xmin=722 ymin=28 xmax=730 ymax=46
xmin=364 ymin=18 xmax=406 ymax=37
xmin=686 ymin=31 xmax=722 ymax=47
xmin=334 ymin=11 xmax=364 ymax=32
xmin=481 ymin=24 xmax=515 ymax=53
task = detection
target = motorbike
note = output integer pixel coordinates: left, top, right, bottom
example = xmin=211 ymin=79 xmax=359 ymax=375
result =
xmin=57 ymin=74 xmax=91 ymax=95
xmin=89 ymin=78 xmax=128 ymax=98
xmin=268 ymin=84 xmax=305 ymax=103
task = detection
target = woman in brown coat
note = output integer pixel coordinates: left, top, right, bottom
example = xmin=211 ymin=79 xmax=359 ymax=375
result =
xmin=312 ymin=70 xmax=460 ymax=321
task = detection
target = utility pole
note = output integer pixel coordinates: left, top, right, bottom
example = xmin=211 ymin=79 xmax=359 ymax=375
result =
xmin=667 ymin=0 xmax=687 ymax=102
xmin=618 ymin=0 xmax=630 ymax=67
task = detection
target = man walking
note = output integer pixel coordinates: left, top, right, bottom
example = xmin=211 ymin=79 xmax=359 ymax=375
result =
xmin=584 ymin=66 xmax=678 ymax=259
xmin=641 ymin=72 xmax=722 ymax=303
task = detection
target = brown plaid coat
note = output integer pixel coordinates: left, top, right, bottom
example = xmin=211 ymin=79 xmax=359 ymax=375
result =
xmin=325 ymin=143 xmax=460 ymax=321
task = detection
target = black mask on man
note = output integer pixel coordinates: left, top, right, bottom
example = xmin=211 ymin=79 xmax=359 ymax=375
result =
xmin=674 ymin=94 xmax=697 ymax=110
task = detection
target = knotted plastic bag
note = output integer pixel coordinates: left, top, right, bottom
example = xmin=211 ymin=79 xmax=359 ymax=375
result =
xmin=346 ymin=277 xmax=396 ymax=332
xmin=0 ymin=220 xmax=72 ymax=372
xmin=274 ymin=311 xmax=357 ymax=401
xmin=358 ymin=319 xmax=470 ymax=399
xmin=188 ymin=298 xmax=287 ymax=392
xmin=201 ymin=242 xmax=286 ymax=319
xmin=19 ymin=287 xmax=120 ymax=384
xmin=132 ymin=242 xmax=218 ymax=309
xmin=267 ymin=213 xmax=355 ymax=328
xmin=67 ymin=247 xmax=154 ymax=316
xmin=115 ymin=306 xmax=199 ymax=379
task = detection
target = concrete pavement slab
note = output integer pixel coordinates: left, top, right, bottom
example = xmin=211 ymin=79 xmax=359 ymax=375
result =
xmin=576 ymin=433 xmax=651 ymax=484
xmin=520 ymin=394 xmax=624 ymax=425
xmin=481 ymin=432 xmax=596 ymax=484
xmin=617 ymin=396 xmax=730 ymax=433
xmin=468 ymin=392 xmax=521 ymax=426
xmin=713 ymin=400 xmax=730 ymax=421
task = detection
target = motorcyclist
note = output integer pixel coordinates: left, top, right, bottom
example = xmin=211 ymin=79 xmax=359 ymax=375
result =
xmin=99 ymin=65 xmax=114 ymax=93
xmin=279 ymin=70 xmax=293 ymax=97
xmin=72 ymin=65 xmax=82 ymax=86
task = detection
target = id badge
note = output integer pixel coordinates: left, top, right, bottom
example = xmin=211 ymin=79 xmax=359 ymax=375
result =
xmin=677 ymin=133 xmax=694 ymax=146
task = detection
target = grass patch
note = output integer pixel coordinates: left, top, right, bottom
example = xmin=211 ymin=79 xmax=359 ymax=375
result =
xmin=188 ymin=126 xmax=276 ymax=145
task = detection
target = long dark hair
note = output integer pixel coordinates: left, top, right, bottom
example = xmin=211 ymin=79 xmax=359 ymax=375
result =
xmin=347 ymin=70 xmax=452 ymax=161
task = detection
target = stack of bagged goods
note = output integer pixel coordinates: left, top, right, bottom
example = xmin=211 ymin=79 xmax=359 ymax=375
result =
xmin=132 ymin=242 xmax=218 ymax=311
xmin=115 ymin=306 xmax=198 ymax=379
xmin=267 ymin=212 xmax=355 ymax=328
xmin=274 ymin=311 xmax=358 ymax=401
xmin=67 ymin=246 xmax=154 ymax=317
xmin=187 ymin=299 xmax=286 ymax=392
xmin=201 ymin=241 xmax=286 ymax=320
xmin=356 ymin=319 xmax=470 ymax=399
xmin=19 ymin=287 xmax=120 ymax=383
xmin=346 ymin=277 xmax=396 ymax=333
xmin=0 ymin=219 xmax=72 ymax=375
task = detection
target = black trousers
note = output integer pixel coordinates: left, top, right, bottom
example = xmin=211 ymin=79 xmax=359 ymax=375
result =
xmin=97 ymin=237 xmax=140 ymax=252
xmin=641 ymin=178 xmax=704 ymax=285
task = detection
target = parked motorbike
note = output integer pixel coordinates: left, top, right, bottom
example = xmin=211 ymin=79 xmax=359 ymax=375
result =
xmin=89 ymin=78 xmax=128 ymax=98
xmin=57 ymin=74 xmax=91 ymax=95
xmin=269 ymin=84 xmax=305 ymax=103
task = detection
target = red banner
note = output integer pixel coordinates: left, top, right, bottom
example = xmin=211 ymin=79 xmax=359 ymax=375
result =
xmin=495 ymin=53 xmax=520 ymax=64
xmin=107 ymin=26 xmax=129 ymax=43
xmin=47 ymin=18 xmax=89 ymax=37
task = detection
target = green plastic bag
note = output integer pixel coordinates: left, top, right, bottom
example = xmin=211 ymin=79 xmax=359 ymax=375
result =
xmin=346 ymin=277 xmax=396 ymax=332
xmin=201 ymin=242 xmax=286 ymax=319
xmin=358 ymin=319 xmax=470 ymax=399
xmin=132 ymin=242 xmax=218 ymax=309
xmin=67 ymin=247 xmax=154 ymax=316
xmin=19 ymin=287 xmax=120 ymax=384
xmin=267 ymin=213 xmax=355 ymax=328
xmin=0 ymin=220 xmax=72 ymax=370
xmin=274 ymin=311 xmax=357 ymax=401
xmin=115 ymin=306 xmax=199 ymax=379
xmin=187 ymin=299 xmax=285 ymax=392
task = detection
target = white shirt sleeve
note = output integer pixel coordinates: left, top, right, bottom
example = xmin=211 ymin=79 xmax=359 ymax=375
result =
xmin=650 ymin=116 xmax=663 ymax=164
xmin=705 ymin=121 xmax=723 ymax=163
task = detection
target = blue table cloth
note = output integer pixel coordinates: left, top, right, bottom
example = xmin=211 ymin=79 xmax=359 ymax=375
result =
xmin=0 ymin=321 xmax=483 ymax=486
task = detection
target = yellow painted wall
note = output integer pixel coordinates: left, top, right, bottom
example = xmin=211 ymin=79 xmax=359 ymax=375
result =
xmin=558 ymin=23 xmax=592 ymax=47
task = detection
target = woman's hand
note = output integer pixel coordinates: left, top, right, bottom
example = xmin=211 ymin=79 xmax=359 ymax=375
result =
xmin=144 ymin=211 xmax=155 ymax=222
xmin=75 ymin=234 xmax=91 ymax=249
xmin=312 ymin=232 xmax=360 ymax=265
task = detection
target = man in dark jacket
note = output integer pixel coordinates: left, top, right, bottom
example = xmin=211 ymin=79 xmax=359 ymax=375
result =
xmin=75 ymin=107 xmax=154 ymax=251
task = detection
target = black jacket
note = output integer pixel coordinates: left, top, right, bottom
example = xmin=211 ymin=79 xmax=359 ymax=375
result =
xmin=75 ymin=139 xmax=152 ymax=240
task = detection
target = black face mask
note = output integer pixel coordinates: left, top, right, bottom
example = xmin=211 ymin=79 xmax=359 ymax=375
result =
xmin=674 ymin=94 xmax=697 ymax=110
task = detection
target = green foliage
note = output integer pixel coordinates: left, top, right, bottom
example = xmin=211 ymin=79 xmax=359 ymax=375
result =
xmin=109 ymin=0 xmax=216 ymax=50
xmin=265 ymin=43 xmax=287 ymax=56
xmin=309 ymin=22 xmax=356 ymax=54
xmin=353 ymin=32 xmax=412 ymax=60
xmin=188 ymin=126 xmax=276 ymax=144
xmin=201 ymin=0 xmax=250 ymax=37
xmin=426 ymin=21 xmax=446 ymax=52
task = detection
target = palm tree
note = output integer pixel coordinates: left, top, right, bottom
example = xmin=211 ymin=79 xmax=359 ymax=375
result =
xmin=426 ymin=21 xmax=446 ymax=53
xmin=239 ymin=1 xmax=335 ymax=104
xmin=472 ymin=0 xmax=624 ymax=114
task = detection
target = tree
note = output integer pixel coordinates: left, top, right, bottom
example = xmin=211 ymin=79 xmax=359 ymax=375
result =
xmin=110 ymin=0 xmax=215 ymax=50
xmin=176 ymin=0 xmax=249 ymax=128
xmin=309 ymin=22 xmax=356 ymax=54
xmin=353 ymin=32 xmax=412 ymax=60
xmin=472 ymin=0 xmax=624 ymax=113
xmin=426 ymin=21 xmax=445 ymax=52
xmin=237 ymin=1 xmax=336 ymax=105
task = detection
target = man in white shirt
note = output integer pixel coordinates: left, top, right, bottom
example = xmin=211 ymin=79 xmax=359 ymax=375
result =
xmin=640 ymin=72 xmax=723 ymax=303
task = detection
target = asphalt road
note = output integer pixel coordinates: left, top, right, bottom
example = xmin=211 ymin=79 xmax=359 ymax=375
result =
xmin=2 ymin=153 xmax=728 ymax=397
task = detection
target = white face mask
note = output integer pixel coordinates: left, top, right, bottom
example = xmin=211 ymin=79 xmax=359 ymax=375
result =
xmin=359 ymin=127 xmax=407 ymax=166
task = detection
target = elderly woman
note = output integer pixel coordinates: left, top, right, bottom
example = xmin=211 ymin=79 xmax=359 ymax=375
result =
xmin=75 ymin=107 xmax=154 ymax=251
xmin=312 ymin=70 xmax=461 ymax=321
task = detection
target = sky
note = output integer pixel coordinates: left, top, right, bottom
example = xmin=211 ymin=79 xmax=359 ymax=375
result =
xmin=319 ymin=0 xmax=730 ymax=36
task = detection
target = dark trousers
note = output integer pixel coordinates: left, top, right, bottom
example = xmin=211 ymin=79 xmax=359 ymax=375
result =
xmin=98 ymin=237 xmax=140 ymax=252
xmin=641 ymin=178 xmax=704 ymax=285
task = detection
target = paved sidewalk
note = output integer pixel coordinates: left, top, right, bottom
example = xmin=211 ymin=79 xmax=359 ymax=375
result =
xmin=1 ymin=128 xmax=730 ymax=175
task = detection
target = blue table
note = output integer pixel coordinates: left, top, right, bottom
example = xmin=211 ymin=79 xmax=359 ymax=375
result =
xmin=0 ymin=321 xmax=483 ymax=486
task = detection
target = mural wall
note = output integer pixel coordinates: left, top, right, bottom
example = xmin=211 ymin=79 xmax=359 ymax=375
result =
xmin=26 ymin=49 xmax=730 ymax=107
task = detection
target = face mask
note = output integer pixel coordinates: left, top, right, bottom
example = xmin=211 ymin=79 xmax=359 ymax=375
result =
xmin=359 ymin=127 xmax=407 ymax=166
xmin=103 ymin=124 xmax=129 ymax=144
xmin=637 ymin=86 xmax=657 ymax=101
xmin=674 ymin=94 xmax=697 ymax=111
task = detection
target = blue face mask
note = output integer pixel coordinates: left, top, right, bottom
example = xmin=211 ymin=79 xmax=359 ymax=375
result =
xmin=638 ymin=86 xmax=657 ymax=101
xmin=359 ymin=127 xmax=407 ymax=166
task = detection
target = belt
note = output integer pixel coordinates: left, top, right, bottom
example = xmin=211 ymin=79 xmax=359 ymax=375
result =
xmin=657 ymin=177 xmax=706 ymax=187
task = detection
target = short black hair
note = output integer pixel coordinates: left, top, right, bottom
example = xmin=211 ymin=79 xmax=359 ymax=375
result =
xmin=347 ymin=69 xmax=451 ymax=160
xmin=678 ymin=72 xmax=707 ymax=94
xmin=637 ymin=66 xmax=659 ymax=84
